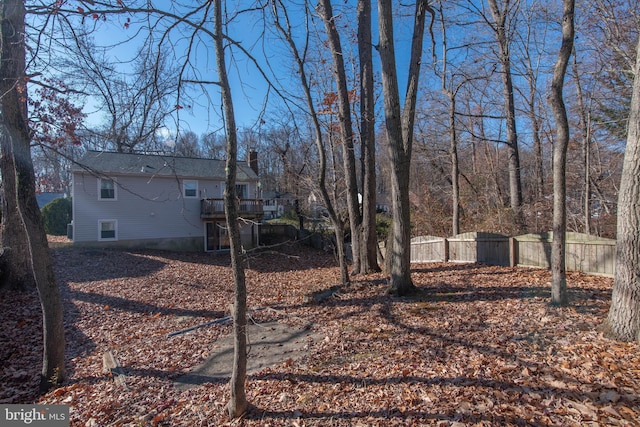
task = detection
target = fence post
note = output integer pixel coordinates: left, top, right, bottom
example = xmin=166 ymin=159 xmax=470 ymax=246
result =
xmin=443 ymin=238 xmax=449 ymax=262
xmin=509 ymin=237 xmax=516 ymax=267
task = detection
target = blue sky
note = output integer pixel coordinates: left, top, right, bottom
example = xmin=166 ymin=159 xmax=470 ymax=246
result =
xmin=76 ymin=0 xmax=420 ymax=139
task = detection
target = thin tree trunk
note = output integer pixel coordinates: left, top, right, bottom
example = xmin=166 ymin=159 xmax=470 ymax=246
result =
xmin=357 ymin=0 xmax=380 ymax=274
xmin=271 ymin=0 xmax=349 ymax=284
xmin=602 ymin=35 xmax=640 ymax=342
xmin=550 ymin=0 xmax=575 ymax=306
xmin=527 ymin=73 xmax=545 ymax=201
xmin=450 ymin=97 xmax=460 ymax=235
xmin=318 ymin=0 xmax=362 ymax=275
xmin=214 ymin=1 xmax=249 ymax=418
xmin=572 ymin=52 xmax=591 ymax=234
xmin=0 ymin=0 xmax=66 ymax=392
xmin=13 ymin=113 xmax=66 ymax=393
xmin=487 ymin=0 xmax=523 ymax=229
xmin=438 ymin=5 xmax=460 ymax=236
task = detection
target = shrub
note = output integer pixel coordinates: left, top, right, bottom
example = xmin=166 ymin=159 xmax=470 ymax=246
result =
xmin=376 ymin=214 xmax=392 ymax=241
xmin=41 ymin=198 xmax=72 ymax=235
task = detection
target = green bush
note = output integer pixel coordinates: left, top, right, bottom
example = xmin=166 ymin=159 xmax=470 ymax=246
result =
xmin=376 ymin=214 xmax=392 ymax=241
xmin=41 ymin=198 xmax=72 ymax=235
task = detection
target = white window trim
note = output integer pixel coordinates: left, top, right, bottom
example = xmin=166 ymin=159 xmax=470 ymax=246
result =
xmin=98 ymin=219 xmax=118 ymax=241
xmin=98 ymin=178 xmax=117 ymax=201
xmin=183 ymin=180 xmax=199 ymax=198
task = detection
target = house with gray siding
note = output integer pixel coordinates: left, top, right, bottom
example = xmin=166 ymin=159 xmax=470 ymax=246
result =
xmin=70 ymin=151 xmax=263 ymax=251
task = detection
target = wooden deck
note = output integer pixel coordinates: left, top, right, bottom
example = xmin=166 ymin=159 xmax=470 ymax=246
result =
xmin=200 ymin=198 xmax=264 ymax=219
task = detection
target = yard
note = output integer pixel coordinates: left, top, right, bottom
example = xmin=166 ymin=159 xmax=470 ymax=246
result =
xmin=1 ymin=241 xmax=639 ymax=426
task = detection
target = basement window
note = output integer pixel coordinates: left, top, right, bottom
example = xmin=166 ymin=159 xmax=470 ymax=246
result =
xmin=99 ymin=220 xmax=117 ymax=241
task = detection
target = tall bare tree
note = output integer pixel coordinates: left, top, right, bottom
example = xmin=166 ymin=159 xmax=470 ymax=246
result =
xmin=436 ymin=3 xmax=463 ymax=235
xmin=486 ymin=0 xmax=524 ymax=229
xmin=357 ymin=0 xmax=380 ymax=273
xmin=513 ymin=2 xmax=548 ymax=202
xmin=378 ymin=0 xmax=433 ymax=295
xmin=211 ymin=0 xmax=249 ymax=418
xmin=271 ymin=0 xmax=350 ymax=285
xmin=602 ymin=35 xmax=640 ymax=342
xmin=317 ymin=0 xmax=363 ymax=275
xmin=0 ymin=0 xmax=66 ymax=392
xmin=549 ymin=0 xmax=575 ymax=306
xmin=58 ymin=34 xmax=177 ymax=153
xmin=571 ymin=50 xmax=592 ymax=234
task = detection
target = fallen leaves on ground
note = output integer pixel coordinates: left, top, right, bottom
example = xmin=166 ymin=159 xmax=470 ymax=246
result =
xmin=1 ymin=240 xmax=639 ymax=426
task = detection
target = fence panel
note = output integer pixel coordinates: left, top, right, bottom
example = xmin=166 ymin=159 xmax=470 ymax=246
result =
xmin=409 ymin=231 xmax=615 ymax=276
xmin=259 ymin=224 xmax=298 ymax=245
xmin=410 ymin=236 xmax=446 ymax=262
xmin=448 ymin=232 xmax=510 ymax=265
xmin=513 ymin=232 xmax=615 ymax=277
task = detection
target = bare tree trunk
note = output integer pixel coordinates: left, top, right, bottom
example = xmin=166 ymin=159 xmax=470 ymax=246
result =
xmin=0 ymin=0 xmax=34 ymax=292
xmin=518 ymin=6 xmax=545 ymax=204
xmin=318 ymin=0 xmax=362 ymax=276
xmin=378 ymin=0 xmax=432 ymax=295
xmin=487 ymin=0 xmax=524 ymax=229
xmin=0 ymin=133 xmax=34 ymax=291
xmin=213 ymin=1 xmax=248 ymax=418
xmin=437 ymin=4 xmax=460 ymax=235
xmin=449 ymin=97 xmax=460 ymax=235
xmin=602 ymin=35 xmax=640 ymax=342
xmin=0 ymin=0 xmax=66 ymax=392
xmin=550 ymin=0 xmax=575 ymax=307
xmin=14 ymin=114 xmax=66 ymax=394
xmin=526 ymin=72 xmax=545 ymax=201
xmin=572 ymin=51 xmax=592 ymax=234
xmin=271 ymin=0 xmax=350 ymax=284
xmin=357 ymin=0 xmax=380 ymax=274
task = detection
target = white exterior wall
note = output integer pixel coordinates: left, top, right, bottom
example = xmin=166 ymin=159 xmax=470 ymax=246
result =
xmin=72 ymin=172 xmax=257 ymax=246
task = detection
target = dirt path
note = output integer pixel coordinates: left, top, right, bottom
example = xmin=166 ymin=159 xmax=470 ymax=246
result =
xmin=174 ymin=322 xmax=322 ymax=389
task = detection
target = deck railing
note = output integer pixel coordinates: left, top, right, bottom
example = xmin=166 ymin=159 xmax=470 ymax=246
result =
xmin=201 ymin=198 xmax=264 ymax=218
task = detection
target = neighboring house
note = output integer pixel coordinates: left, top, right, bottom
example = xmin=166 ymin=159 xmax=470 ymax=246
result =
xmin=262 ymin=190 xmax=296 ymax=219
xmin=70 ymin=151 xmax=263 ymax=252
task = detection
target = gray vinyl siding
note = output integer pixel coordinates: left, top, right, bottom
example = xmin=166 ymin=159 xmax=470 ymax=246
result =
xmin=72 ymin=172 xmax=237 ymax=243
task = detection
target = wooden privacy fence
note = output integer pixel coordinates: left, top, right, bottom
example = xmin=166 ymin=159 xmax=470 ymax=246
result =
xmin=259 ymin=224 xmax=299 ymax=245
xmin=410 ymin=231 xmax=616 ymax=277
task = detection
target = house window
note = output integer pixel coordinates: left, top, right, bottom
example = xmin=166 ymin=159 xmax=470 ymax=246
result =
xmin=236 ymin=184 xmax=247 ymax=199
xmin=99 ymin=178 xmax=116 ymax=200
xmin=183 ymin=180 xmax=198 ymax=198
xmin=99 ymin=220 xmax=117 ymax=241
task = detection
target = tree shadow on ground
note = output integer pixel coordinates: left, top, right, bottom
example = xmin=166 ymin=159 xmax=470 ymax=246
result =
xmin=411 ymin=262 xmax=512 ymax=275
xmin=238 ymin=272 xmax=619 ymax=425
xmin=243 ymin=243 xmax=339 ymax=273
xmin=409 ymin=283 xmax=610 ymax=304
xmin=68 ymin=289 xmax=225 ymax=319
xmin=246 ymin=371 xmax=607 ymax=425
xmin=54 ymin=242 xmax=338 ymax=275
xmin=52 ymin=248 xmax=169 ymax=283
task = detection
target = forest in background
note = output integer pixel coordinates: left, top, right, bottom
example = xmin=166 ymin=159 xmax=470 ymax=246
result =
xmin=27 ymin=0 xmax=637 ymax=239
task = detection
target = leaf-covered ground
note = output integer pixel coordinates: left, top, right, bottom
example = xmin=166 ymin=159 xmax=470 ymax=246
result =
xmin=2 ymin=240 xmax=639 ymax=426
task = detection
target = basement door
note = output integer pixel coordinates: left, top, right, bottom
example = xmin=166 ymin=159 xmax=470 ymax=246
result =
xmin=205 ymin=221 xmax=230 ymax=251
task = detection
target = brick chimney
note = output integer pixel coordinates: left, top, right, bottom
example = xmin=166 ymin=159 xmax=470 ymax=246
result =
xmin=248 ymin=149 xmax=258 ymax=176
